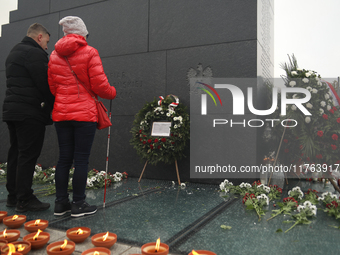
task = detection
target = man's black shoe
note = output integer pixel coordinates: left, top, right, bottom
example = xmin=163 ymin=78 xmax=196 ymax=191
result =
xmin=71 ymin=200 xmax=97 ymax=218
xmin=15 ymin=196 xmax=50 ymax=212
xmin=54 ymin=198 xmax=71 ymax=216
xmin=6 ymin=196 xmax=17 ymax=207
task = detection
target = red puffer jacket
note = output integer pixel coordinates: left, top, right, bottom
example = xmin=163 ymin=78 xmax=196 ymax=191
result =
xmin=48 ymin=34 xmax=116 ymax=122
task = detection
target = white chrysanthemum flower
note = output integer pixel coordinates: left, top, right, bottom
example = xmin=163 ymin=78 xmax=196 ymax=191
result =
xmin=220 ymin=183 xmax=225 ymax=190
xmin=166 ymin=113 xmax=171 ymax=117
xmin=311 ymin=207 xmax=317 ymax=216
xmin=303 ymin=201 xmax=312 ymax=207
xmin=331 ymin=194 xmax=337 ymax=199
xmin=289 ymin=81 xmax=296 ymax=87
xmin=288 ymin=191 xmax=291 ymax=196
xmin=305 ymin=117 xmax=311 ymax=123
xmin=317 ymin=81 xmax=322 ymax=86
xmin=0 ymin=169 xmax=5 ymax=175
xmin=312 ymin=89 xmax=317 ymax=94
xmin=114 ymin=176 xmax=121 ymax=182
xmin=319 ymin=108 xmax=324 ymax=115
xmin=174 ymin=125 xmax=178 ymax=129
xmin=320 ymin=101 xmax=326 ymax=107
xmin=181 ymin=183 xmax=186 ymax=188
xmin=302 ymin=78 xmax=309 ymax=83
xmin=291 ymin=71 xmax=298 ymax=76
xmin=325 ymin=94 xmax=330 ymax=100
xmin=305 ymin=72 xmax=311 ymax=77
xmin=306 ymin=86 xmax=312 ymax=91
xmin=306 ymin=103 xmax=313 ymax=109
xmin=297 ymin=68 xmax=303 ymax=71
xmin=327 ymin=105 xmax=332 ymax=111
xmin=115 ymin=172 xmax=123 ymax=178
xmin=315 ymin=77 xmax=319 ymax=81
xmin=297 ymin=205 xmax=304 ymax=212
xmin=291 ymin=105 xmax=297 ymax=111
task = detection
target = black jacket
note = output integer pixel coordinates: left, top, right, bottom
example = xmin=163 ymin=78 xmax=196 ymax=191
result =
xmin=2 ymin=36 xmax=54 ymax=125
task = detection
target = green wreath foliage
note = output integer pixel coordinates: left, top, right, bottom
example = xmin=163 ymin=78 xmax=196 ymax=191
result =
xmin=130 ymin=96 xmax=190 ymax=165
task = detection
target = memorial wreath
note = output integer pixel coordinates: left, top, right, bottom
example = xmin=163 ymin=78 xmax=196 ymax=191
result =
xmin=130 ymin=95 xmax=190 ymax=165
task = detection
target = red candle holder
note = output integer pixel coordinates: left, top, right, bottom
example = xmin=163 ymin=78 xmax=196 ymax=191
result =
xmin=0 ymin=229 xmax=20 ymax=243
xmin=3 ymin=215 xmax=26 ymax=229
xmin=141 ymin=242 xmax=169 ymax=255
xmin=0 ymin=211 xmax=8 ymax=223
xmin=188 ymin=250 xmax=217 ymax=255
xmin=23 ymin=231 xmax=50 ymax=250
xmin=0 ymin=239 xmax=8 ymax=250
xmin=81 ymin=247 xmax=111 ymax=255
xmin=91 ymin=232 xmax=117 ymax=249
xmin=24 ymin=219 xmax=49 ymax=232
xmin=66 ymin=226 xmax=91 ymax=243
xmin=1 ymin=240 xmax=31 ymax=255
xmin=46 ymin=240 xmax=75 ymax=255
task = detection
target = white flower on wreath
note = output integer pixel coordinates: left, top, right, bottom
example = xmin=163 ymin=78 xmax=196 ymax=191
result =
xmin=305 ymin=72 xmax=311 ymax=78
xmin=319 ymin=108 xmax=324 ymax=115
xmin=306 ymin=103 xmax=313 ymax=109
xmin=174 ymin=125 xmax=178 ymax=129
xmin=317 ymin=81 xmax=322 ymax=86
xmin=312 ymin=88 xmax=318 ymax=94
xmin=289 ymin=81 xmax=296 ymax=87
xmin=154 ymin=107 xmax=162 ymax=112
xmin=325 ymin=94 xmax=330 ymax=100
xmin=305 ymin=117 xmax=311 ymax=123
xmin=320 ymin=101 xmax=326 ymax=107
xmin=0 ymin=169 xmax=5 ymax=175
xmin=166 ymin=113 xmax=171 ymax=117
xmin=181 ymin=183 xmax=186 ymax=188
xmin=306 ymin=86 xmax=312 ymax=91
xmin=302 ymin=78 xmax=309 ymax=83
xmin=297 ymin=68 xmax=303 ymax=71
xmin=327 ymin=105 xmax=332 ymax=111
xmin=291 ymin=71 xmax=298 ymax=76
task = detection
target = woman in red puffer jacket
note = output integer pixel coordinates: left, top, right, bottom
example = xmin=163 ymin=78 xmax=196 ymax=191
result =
xmin=48 ymin=16 xmax=116 ymax=218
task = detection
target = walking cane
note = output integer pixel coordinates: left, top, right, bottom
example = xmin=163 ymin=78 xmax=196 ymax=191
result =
xmin=103 ymin=99 xmax=112 ymax=208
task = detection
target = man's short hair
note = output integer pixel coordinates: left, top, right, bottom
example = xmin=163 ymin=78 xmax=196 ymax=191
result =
xmin=27 ymin=23 xmax=50 ymax=37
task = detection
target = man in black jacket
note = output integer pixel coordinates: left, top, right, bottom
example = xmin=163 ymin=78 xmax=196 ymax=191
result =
xmin=2 ymin=23 xmax=54 ymax=212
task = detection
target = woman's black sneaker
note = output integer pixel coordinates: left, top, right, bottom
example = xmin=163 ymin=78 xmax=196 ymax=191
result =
xmin=54 ymin=198 xmax=71 ymax=216
xmin=71 ymin=200 xmax=97 ymax=218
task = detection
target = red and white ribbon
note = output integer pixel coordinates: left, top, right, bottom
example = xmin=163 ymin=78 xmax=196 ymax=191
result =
xmin=158 ymin=96 xmax=164 ymax=106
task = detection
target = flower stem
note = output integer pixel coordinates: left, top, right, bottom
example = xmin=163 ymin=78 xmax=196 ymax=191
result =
xmin=267 ymin=210 xmax=283 ymax=221
xmin=285 ymin=221 xmax=299 ymax=233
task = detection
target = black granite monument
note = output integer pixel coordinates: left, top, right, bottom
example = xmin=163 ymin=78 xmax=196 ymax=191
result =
xmin=0 ymin=0 xmax=274 ymax=183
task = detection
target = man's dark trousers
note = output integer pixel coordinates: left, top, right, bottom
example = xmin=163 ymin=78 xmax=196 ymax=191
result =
xmin=6 ymin=118 xmax=45 ymax=202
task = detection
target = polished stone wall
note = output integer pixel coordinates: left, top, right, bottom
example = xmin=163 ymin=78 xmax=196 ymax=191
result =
xmin=0 ymin=0 xmax=274 ymax=184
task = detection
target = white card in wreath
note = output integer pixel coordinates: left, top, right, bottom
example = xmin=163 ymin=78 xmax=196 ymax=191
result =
xmin=151 ymin=122 xmax=172 ymax=137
